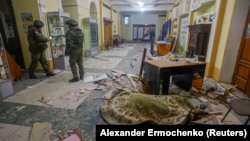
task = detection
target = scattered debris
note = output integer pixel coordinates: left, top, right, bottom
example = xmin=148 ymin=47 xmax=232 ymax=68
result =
xmin=92 ymin=56 xmax=109 ymax=61
xmin=224 ymin=85 xmax=237 ymax=96
xmin=27 ymin=86 xmax=34 ymax=89
xmin=14 ymin=105 xmax=26 ymax=111
xmin=102 ymin=90 xmax=113 ymax=99
xmin=199 ymin=110 xmax=223 ymax=115
xmin=63 ymin=134 xmax=81 ymax=141
xmin=49 ymin=128 xmax=84 ymax=141
xmin=37 ymin=97 xmax=53 ymax=106
xmin=84 ymin=73 xmax=107 ymax=83
xmin=64 ymin=93 xmax=76 ymax=100
xmin=193 ymin=73 xmax=202 ymax=79
xmin=190 ymin=87 xmax=199 ymax=93
xmin=207 ymin=93 xmax=219 ymax=99
xmin=179 ymin=90 xmax=190 ymax=97
xmin=130 ymin=62 xmax=133 ymax=68
xmin=79 ymin=89 xmax=85 ymax=94
xmin=207 ymin=102 xmax=219 ymax=124
xmin=73 ymin=128 xmax=84 ymax=141
xmin=92 ymin=97 xmax=105 ymax=100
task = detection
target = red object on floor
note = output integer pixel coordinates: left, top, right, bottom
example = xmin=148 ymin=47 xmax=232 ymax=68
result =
xmin=2 ymin=49 xmax=22 ymax=83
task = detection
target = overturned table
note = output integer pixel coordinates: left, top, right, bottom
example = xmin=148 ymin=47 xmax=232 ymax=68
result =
xmin=143 ymin=60 xmax=206 ymax=94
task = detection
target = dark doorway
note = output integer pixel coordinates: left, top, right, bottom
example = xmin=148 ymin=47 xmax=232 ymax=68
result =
xmin=0 ymin=0 xmax=25 ymax=69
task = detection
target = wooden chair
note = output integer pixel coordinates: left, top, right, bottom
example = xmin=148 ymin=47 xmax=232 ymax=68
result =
xmin=113 ymin=35 xmax=123 ymax=47
xmin=105 ymin=39 xmax=110 ymax=50
xmin=221 ymin=98 xmax=250 ymax=125
xmin=169 ymin=37 xmax=176 ymax=51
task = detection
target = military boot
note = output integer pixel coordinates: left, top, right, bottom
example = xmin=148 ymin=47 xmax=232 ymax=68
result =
xmin=69 ymin=77 xmax=79 ymax=82
xmin=80 ymin=75 xmax=84 ymax=80
xmin=46 ymin=72 xmax=56 ymax=77
xmin=29 ymin=74 xmax=38 ymax=79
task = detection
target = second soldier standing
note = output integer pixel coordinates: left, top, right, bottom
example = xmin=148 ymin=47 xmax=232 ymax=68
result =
xmin=65 ymin=19 xmax=84 ymax=82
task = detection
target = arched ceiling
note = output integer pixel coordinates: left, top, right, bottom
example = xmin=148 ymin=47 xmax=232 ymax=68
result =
xmin=110 ymin=0 xmax=177 ymax=13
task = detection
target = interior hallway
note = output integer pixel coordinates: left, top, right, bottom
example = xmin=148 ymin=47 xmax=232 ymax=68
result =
xmin=0 ymin=43 xmax=143 ymax=141
xmin=0 ymin=42 xmax=250 ymax=141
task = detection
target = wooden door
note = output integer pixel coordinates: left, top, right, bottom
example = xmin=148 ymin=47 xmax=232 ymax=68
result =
xmin=232 ymin=7 xmax=250 ymax=96
xmin=187 ymin=24 xmax=211 ymax=62
xmin=104 ymin=19 xmax=112 ymax=49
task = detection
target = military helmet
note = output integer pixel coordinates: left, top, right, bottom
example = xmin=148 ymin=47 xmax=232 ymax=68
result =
xmin=66 ymin=19 xmax=78 ymax=26
xmin=33 ymin=20 xmax=44 ymax=27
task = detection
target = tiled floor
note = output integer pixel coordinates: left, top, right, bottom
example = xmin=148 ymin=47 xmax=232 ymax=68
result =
xmin=0 ymin=42 xmax=249 ymax=141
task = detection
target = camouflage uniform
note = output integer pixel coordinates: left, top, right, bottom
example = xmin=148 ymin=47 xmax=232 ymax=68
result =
xmin=65 ymin=19 xmax=84 ymax=82
xmin=27 ymin=20 xmax=55 ymax=79
xmin=149 ymin=29 xmax=155 ymax=56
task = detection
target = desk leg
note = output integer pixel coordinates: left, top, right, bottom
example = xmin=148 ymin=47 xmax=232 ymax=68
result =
xmin=143 ymin=63 xmax=160 ymax=94
xmin=160 ymin=71 xmax=171 ymax=95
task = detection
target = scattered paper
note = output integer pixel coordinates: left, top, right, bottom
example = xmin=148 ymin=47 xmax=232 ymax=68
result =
xmin=84 ymin=74 xmax=107 ymax=83
xmin=14 ymin=105 xmax=26 ymax=111
xmin=27 ymin=86 xmax=34 ymax=89
xmin=63 ymin=134 xmax=81 ymax=141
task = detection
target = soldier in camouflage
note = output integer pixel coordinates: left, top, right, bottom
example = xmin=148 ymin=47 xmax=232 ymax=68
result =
xmin=65 ymin=19 xmax=84 ymax=82
xmin=27 ymin=20 xmax=55 ymax=79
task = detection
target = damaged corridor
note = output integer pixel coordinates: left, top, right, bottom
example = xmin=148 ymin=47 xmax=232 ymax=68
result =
xmin=0 ymin=42 xmax=250 ymax=141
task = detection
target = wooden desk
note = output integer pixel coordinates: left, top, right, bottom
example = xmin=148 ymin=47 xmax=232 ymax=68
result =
xmin=156 ymin=41 xmax=171 ymax=56
xmin=143 ymin=60 xmax=206 ymax=94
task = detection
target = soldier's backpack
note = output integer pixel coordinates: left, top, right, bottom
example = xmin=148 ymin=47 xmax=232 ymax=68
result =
xmin=27 ymin=25 xmax=37 ymax=52
xmin=74 ymin=28 xmax=84 ymax=46
xmin=27 ymin=25 xmax=36 ymax=45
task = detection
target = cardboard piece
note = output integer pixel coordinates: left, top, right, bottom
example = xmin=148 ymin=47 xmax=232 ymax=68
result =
xmin=29 ymin=122 xmax=52 ymax=141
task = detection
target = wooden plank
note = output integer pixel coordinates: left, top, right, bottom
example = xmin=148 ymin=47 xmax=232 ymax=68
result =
xmin=207 ymin=102 xmax=219 ymax=124
xmin=73 ymin=128 xmax=84 ymax=141
xmin=29 ymin=122 xmax=52 ymax=141
xmin=139 ymin=48 xmax=147 ymax=80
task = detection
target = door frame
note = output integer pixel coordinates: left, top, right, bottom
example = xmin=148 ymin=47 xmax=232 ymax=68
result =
xmin=132 ymin=24 xmax=155 ymax=41
xmin=232 ymin=7 xmax=250 ymax=94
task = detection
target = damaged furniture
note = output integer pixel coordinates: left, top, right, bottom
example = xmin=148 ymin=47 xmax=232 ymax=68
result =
xmin=156 ymin=37 xmax=176 ymax=56
xmin=113 ymin=35 xmax=123 ymax=47
xmin=156 ymin=41 xmax=171 ymax=56
xmin=221 ymin=99 xmax=250 ymax=125
xmin=143 ymin=60 xmax=206 ymax=94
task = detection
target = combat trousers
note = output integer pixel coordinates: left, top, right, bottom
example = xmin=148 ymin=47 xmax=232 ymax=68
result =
xmin=150 ymin=38 xmax=155 ymax=56
xmin=29 ymin=51 xmax=50 ymax=76
xmin=69 ymin=50 xmax=84 ymax=79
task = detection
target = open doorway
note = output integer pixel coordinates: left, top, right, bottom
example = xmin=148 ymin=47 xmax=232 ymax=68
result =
xmin=0 ymin=0 xmax=25 ymax=69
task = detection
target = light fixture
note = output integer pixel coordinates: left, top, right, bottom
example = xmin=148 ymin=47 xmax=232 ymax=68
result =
xmin=138 ymin=1 xmax=144 ymax=7
xmin=140 ymin=8 xmax=144 ymax=12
